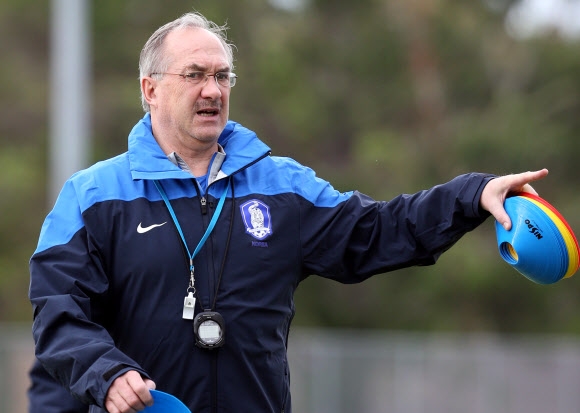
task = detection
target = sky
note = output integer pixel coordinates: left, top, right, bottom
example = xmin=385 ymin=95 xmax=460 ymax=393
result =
xmin=506 ymin=0 xmax=580 ymax=40
xmin=268 ymin=0 xmax=580 ymax=42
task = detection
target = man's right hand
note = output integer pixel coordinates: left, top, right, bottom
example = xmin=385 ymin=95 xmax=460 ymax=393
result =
xmin=105 ymin=370 xmax=156 ymax=413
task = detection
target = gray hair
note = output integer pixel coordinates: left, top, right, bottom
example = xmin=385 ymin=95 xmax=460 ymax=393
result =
xmin=138 ymin=12 xmax=235 ymax=112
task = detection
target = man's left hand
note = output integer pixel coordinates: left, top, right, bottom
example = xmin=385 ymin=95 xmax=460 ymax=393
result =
xmin=480 ymin=168 xmax=549 ymax=231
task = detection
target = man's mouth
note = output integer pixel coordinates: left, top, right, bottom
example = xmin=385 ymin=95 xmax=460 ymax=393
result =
xmin=196 ymin=108 xmax=219 ymax=117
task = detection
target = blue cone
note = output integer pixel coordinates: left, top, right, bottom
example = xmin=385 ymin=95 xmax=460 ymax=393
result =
xmin=142 ymin=390 xmax=190 ymax=413
xmin=495 ymin=196 xmax=568 ymax=284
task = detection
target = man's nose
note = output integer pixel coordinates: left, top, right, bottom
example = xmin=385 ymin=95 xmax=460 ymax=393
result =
xmin=200 ymin=75 xmax=222 ymax=98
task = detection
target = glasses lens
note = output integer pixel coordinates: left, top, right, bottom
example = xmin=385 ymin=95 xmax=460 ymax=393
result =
xmin=215 ymin=73 xmax=236 ymax=87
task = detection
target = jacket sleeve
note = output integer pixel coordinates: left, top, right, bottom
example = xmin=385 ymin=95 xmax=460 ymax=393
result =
xmin=299 ymin=171 xmax=495 ymax=282
xmin=29 ymin=178 xmax=148 ymax=407
xmin=28 ymin=358 xmax=88 ymax=413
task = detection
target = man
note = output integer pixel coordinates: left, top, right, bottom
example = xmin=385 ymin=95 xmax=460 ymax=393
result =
xmin=29 ymin=11 xmax=548 ymax=413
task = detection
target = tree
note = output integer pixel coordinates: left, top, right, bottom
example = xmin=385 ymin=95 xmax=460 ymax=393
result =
xmin=2 ymin=0 xmax=580 ymax=334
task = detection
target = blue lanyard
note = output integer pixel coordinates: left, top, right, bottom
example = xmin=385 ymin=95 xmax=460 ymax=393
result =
xmin=153 ymin=180 xmax=229 ymax=293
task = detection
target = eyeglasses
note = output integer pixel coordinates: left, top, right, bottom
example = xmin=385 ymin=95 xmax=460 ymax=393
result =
xmin=150 ymin=71 xmax=237 ymax=88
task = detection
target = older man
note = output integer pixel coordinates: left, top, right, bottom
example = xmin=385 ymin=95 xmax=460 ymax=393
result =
xmin=29 ymin=11 xmax=548 ymax=413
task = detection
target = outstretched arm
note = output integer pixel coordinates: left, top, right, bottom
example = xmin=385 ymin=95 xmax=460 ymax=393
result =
xmin=480 ymin=169 xmax=549 ymax=230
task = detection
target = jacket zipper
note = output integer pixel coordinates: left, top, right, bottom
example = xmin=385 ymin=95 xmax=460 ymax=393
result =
xmin=200 ymin=180 xmax=218 ymax=413
xmin=190 ymin=179 xmax=211 ymax=310
xmin=201 ymin=155 xmax=269 ymax=413
xmin=211 ymin=352 xmax=218 ymax=413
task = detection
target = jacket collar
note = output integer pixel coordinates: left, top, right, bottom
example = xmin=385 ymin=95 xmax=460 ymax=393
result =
xmin=128 ymin=113 xmax=271 ymax=181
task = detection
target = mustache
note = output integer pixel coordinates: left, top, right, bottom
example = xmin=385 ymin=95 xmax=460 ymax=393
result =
xmin=194 ymin=100 xmax=221 ymax=111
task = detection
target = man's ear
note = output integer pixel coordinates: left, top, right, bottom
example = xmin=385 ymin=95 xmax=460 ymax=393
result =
xmin=141 ymin=76 xmax=157 ymax=108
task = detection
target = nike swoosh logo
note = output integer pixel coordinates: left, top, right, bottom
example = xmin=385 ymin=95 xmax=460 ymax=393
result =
xmin=137 ymin=222 xmax=167 ymax=234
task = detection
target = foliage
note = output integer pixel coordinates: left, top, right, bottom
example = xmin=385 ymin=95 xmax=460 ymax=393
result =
xmin=2 ymin=0 xmax=580 ymax=334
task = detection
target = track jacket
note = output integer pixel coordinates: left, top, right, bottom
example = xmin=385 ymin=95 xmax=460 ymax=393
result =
xmin=30 ymin=113 xmax=494 ymax=412
xmin=28 ymin=359 xmax=88 ymax=413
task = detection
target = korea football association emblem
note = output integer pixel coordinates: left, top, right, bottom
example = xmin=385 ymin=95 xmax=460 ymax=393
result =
xmin=240 ymin=199 xmax=272 ymax=240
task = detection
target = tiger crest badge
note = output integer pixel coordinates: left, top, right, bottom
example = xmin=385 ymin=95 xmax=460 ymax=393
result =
xmin=240 ymin=199 xmax=272 ymax=240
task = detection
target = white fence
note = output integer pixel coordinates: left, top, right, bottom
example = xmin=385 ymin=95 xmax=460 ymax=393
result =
xmin=0 ymin=324 xmax=35 ymax=412
xmin=289 ymin=328 xmax=580 ymax=413
xmin=4 ymin=324 xmax=580 ymax=412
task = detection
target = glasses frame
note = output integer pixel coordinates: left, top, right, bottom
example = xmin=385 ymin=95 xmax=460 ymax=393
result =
xmin=150 ymin=71 xmax=237 ymax=88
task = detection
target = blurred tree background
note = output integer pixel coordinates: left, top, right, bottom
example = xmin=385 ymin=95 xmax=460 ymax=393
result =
xmin=2 ymin=0 xmax=580 ymax=334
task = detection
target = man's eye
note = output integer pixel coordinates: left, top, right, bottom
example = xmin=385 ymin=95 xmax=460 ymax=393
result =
xmin=185 ymin=72 xmax=204 ymax=80
xmin=215 ymin=72 xmax=229 ymax=81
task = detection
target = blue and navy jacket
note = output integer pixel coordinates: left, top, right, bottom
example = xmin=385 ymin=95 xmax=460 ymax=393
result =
xmin=29 ymin=113 xmax=493 ymax=412
xmin=28 ymin=359 xmax=88 ymax=413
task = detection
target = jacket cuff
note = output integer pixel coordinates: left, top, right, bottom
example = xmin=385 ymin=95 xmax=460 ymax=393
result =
xmin=98 ymin=365 xmax=151 ymax=408
xmin=463 ymin=173 xmax=497 ymax=218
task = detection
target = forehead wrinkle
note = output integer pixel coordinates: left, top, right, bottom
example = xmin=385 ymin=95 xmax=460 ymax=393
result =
xmin=182 ymin=62 xmax=231 ymax=73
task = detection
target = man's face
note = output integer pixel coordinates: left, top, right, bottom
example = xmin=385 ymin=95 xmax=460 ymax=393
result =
xmin=148 ymin=27 xmax=232 ymax=145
